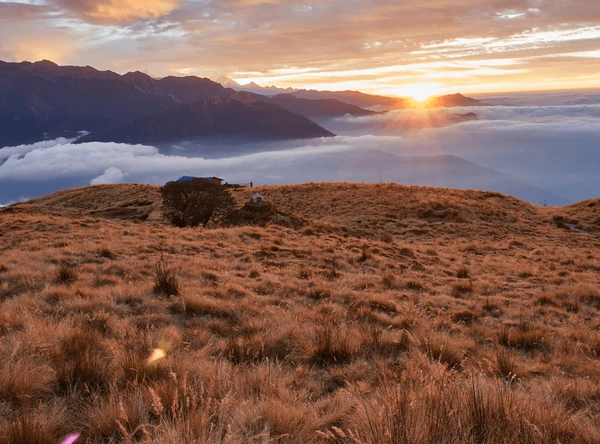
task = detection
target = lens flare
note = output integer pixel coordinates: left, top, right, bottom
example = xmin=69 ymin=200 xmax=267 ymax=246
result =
xmin=60 ymin=434 xmax=81 ymax=444
xmin=147 ymin=348 xmax=166 ymax=364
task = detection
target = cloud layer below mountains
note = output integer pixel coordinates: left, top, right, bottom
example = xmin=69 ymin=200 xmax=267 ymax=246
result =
xmin=1 ymin=96 xmax=599 ymax=206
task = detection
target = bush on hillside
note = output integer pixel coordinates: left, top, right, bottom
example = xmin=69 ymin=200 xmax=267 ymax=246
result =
xmin=160 ymin=179 xmax=235 ymax=228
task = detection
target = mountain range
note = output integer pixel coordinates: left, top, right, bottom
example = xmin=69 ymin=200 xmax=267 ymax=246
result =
xmin=213 ymin=76 xmax=486 ymax=109
xmin=0 ymin=60 xmax=332 ymax=146
xmin=0 ymin=60 xmax=483 ymax=147
xmin=213 ymin=77 xmax=411 ymax=109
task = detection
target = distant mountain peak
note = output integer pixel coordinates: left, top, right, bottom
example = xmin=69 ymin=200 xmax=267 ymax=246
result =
xmin=422 ymin=93 xmax=484 ymax=108
xmin=124 ymin=70 xmax=154 ymax=79
xmin=36 ymin=59 xmax=59 ymax=67
xmin=213 ymin=75 xmax=242 ymax=88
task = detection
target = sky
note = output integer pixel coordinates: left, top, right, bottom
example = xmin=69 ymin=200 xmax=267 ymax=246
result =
xmin=1 ymin=0 xmax=599 ymax=96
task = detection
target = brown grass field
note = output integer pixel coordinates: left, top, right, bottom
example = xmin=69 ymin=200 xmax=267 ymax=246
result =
xmin=1 ymin=182 xmax=599 ymax=443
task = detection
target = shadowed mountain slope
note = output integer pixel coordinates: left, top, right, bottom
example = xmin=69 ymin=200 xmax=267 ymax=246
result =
xmin=14 ymin=183 xmax=163 ymax=221
xmin=79 ymin=92 xmax=334 ymax=144
xmin=0 ymin=60 xmax=179 ymax=146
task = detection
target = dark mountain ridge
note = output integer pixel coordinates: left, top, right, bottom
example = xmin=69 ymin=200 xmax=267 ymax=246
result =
xmin=122 ymin=71 xmax=232 ymax=104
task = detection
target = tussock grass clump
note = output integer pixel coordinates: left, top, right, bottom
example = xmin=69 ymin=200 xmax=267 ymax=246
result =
xmin=399 ymin=247 xmax=415 ymax=258
xmin=534 ymin=294 xmax=559 ymax=306
xmin=297 ymin=267 xmax=312 ymax=280
xmin=456 ymin=266 xmax=470 ymax=279
xmin=0 ymin=410 xmax=69 ymax=444
xmin=405 ymin=279 xmax=426 ymax=292
xmin=53 ymin=327 xmax=110 ymax=394
xmin=451 ymin=309 xmax=478 ymax=324
xmin=381 ymin=270 xmax=396 ymax=289
xmin=370 ymin=328 xmax=411 ymax=357
xmin=201 ymin=271 xmax=220 ymax=286
xmin=494 ymin=348 xmax=519 ymax=380
xmin=80 ymin=388 xmax=150 ymax=442
xmin=153 ymin=255 xmax=180 ymax=296
xmin=222 ymin=335 xmax=268 ymax=364
xmin=380 ymin=232 xmax=394 ymax=243
xmin=56 ymin=261 xmax=77 ymax=284
xmin=365 ymin=295 xmax=398 ymax=315
xmin=451 ymin=281 xmax=473 ymax=298
xmin=305 ymin=285 xmax=332 ymax=300
xmin=120 ymin=349 xmax=170 ymax=383
xmin=499 ymin=323 xmax=550 ymax=352
xmin=182 ymin=294 xmax=237 ymax=320
xmin=0 ymin=357 xmax=56 ymax=408
xmin=552 ymin=377 xmax=600 ymax=411
xmin=421 ymin=333 xmax=464 ymax=369
xmin=97 ymin=247 xmax=116 ymax=259
xmin=221 ymin=332 xmax=295 ymax=364
xmin=304 ymin=324 xmax=359 ymax=367
xmin=358 ymin=245 xmax=372 ymax=262
xmin=578 ymin=286 xmax=600 ymax=309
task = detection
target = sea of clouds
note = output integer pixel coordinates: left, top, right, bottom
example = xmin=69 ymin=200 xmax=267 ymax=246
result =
xmin=1 ymin=90 xmax=599 ymax=207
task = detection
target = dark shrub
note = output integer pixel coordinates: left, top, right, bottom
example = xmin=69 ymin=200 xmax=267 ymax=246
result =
xmin=160 ymin=178 xmax=235 ymax=228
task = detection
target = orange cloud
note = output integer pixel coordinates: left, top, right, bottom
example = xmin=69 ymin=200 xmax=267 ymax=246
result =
xmin=0 ymin=33 xmax=74 ymax=65
xmin=58 ymin=0 xmax=182 ymax=23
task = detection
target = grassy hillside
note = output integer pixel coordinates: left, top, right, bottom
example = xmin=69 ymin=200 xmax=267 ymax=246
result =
xmin=1 ymin=183 xmax=599 ymax=443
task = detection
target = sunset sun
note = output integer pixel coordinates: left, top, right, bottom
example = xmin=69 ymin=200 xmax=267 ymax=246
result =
xmin=404 ymin=83 xmax=442 ymax=102
xmin=386 ymin=83 xmax=443 ymax=102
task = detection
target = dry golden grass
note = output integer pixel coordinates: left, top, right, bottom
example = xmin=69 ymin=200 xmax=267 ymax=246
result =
xmin=1 ymin=182 xmax=599 ymax=443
